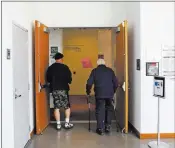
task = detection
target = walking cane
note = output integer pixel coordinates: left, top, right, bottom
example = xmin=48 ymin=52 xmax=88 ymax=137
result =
xmin=87 ymin=95 xmax=91 ymax=132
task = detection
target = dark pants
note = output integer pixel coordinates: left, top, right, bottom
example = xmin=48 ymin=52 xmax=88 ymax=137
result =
xmin=95 ymin=99 xmax=113 ymax=129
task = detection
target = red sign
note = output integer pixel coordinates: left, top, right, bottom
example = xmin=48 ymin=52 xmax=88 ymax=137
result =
xmin=81 ymin=58 xmax=93 ymax=68
xmin=151 ymin=63 xmax=157 ymax=66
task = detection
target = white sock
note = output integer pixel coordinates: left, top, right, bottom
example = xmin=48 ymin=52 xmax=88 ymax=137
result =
xmin=65 ymin=118 xmax=69 ymax=123
xmin=57 ymin=121 xmax=61 ymax=125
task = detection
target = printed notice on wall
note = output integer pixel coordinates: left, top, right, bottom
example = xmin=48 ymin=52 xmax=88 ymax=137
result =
xmin=50 ymin=46 xmax=58 ymax=57
xmin=81 ymin=58 xmax=92 ymax=68
xmin=161 ymin=45 xmax=175 ymax=80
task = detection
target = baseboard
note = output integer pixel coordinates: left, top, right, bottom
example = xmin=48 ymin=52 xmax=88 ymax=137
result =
xmin=129 ymin=122 xmax=175 ymax=139
xmin=30 ymin=129 xmax=34 ymax=139
xmin=140 ymin=133 xmax=175 ymax=139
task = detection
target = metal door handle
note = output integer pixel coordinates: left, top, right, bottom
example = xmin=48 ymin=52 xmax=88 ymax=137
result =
xmin=122 ymin=82 xmax=125 ymax=91
xmin=39 ymin=82 xmax=48 ymax=92
xmin=39 ymin=82 xmax=44 ymax=92
xmin=15 ymin=94 xmax=21 ymax=99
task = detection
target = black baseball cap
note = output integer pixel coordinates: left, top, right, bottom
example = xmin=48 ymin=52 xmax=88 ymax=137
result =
xmin=54 ymin=52 xmax=64 ymax=60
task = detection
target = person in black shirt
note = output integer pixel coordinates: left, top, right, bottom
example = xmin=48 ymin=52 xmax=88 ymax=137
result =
xmin=46 ymin=52 xmax=73 ymax=130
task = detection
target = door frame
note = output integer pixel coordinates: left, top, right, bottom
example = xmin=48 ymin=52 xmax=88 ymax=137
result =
xmin=124 ymin=20 xmax=129 ymax=133
xmin=34 ymin=21 xmax=129 ymax=133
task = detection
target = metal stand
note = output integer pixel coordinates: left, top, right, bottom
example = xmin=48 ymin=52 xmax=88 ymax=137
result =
xmin=148 ymin=97 xmax=169 ymax=148
xmin=87 ymin=96 xmax=91 ymax=132
xmin=88 ymin=102 xmax=91 ymax=132
xmin=112 ymin=94 xmax=121 ymax=133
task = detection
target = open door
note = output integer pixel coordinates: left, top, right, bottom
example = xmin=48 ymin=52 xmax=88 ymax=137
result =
xmin=35 ymin=20 xmax=49 ymax=134
xmin=115 ymin=20 xmax=129 ymax=133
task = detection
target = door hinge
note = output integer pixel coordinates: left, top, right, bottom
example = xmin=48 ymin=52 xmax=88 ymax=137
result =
xmin=37 ymin=22 xmax=40 ymax=27
xmin=44 ymin=27 xmax=49 ymax=33
xmin=122 ymin=21 xmax=125 ymax=27
xmin=116 ymin=27 xmax=120 ymax=33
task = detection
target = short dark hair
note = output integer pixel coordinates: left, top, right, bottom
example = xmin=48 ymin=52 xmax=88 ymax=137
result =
xmin=54 ymin=52 xmax=64 ymax=60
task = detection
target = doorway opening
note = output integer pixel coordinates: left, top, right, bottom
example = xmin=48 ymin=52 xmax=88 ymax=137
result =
xmin=34 ymin=20 xmax=129 ymax=135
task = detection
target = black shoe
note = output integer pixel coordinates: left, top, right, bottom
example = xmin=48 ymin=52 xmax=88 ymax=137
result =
xmin=105 ymin=125 xmax=111 ymax=133
xmin=96 ymin=128 xmax=104 ymax=135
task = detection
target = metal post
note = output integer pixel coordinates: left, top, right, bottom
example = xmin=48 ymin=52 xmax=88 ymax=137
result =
xmin=148 ymin=97 xmax=169 ymax=148
xmin=157 ymin=97 xmax=160 ymax=146
xmin=88 ymin=102 xmax=91 ymax=132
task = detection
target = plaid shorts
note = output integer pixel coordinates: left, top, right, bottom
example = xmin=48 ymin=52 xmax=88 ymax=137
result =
xmin=52 ymin=90 xmax=70 ymax=109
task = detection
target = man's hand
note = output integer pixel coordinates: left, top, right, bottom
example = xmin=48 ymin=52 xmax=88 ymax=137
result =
xmin=86 ymin=91 xmax=90 ymax=96
xmin=87 ymin=95 xmax=91 ymax=104
xmin=86 ymin=84 xmax=91 ymax=96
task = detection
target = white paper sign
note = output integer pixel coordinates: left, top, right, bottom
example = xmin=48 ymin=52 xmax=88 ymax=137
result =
xmin=153 ymin=77 xmax=165 ymax=98
xmin=161 ymin=46 xmax=175 ymax=80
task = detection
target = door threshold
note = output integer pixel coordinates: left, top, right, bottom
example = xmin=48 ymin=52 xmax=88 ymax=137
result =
xmin=50 ymin=120 xmax=116 ymax=124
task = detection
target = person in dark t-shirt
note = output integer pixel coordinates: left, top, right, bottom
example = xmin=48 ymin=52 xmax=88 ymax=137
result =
xmin=46 ymin=52 xmax=73 ymax=130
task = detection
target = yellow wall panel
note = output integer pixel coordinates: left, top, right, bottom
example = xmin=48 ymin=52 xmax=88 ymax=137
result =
xmin=98 ymin=29 xmax=113 ymax=68
xmin=63 ymin=29 xmax=98 ymax=95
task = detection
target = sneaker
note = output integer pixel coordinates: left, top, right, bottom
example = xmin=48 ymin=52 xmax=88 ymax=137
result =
xmin=64 ymin=122 xmax=74 ymax=129
xmin=56 ymin=124 xmax=62 ymax=130
xmin=96 ymin=128 xmax=104 ymax=135
xmin=105 ymin=125 xmax=111 ymax=133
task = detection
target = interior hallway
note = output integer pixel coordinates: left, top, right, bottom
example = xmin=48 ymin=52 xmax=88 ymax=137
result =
xmin=26 ymin=124 xmax=175 ymax=148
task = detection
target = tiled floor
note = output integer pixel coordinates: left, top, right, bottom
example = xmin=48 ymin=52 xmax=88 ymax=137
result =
xmin=26 ymin=123 xmax=175 ymax=148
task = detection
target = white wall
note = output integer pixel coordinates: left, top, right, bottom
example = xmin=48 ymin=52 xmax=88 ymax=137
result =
xmin=0 ymin=2 xmax=2 ymax=147
xmin=140 ymin=2 xmax=175 ymax=133
xmin=125 ymin=2 xmax=141 ymax=132
xmin=2 ymin=2 xmax=36 ymax=148
xmin=49 ymin=28 xmax=63 ymax=65
xmin=124 ymin=2 xmax=175 ymax=134
xmin=35 ymin=2 xmax=126 ymax=27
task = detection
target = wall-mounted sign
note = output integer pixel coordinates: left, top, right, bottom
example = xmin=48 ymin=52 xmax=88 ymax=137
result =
xmin=161 ymin=46 xmax=175 ymax=80
xmin=146 ymin=62 xmax=159 ymax=76
xmin=64 ymin=45 xmax=82 ymax=52
xmin=153 ymin=76 xmax=165 ymax=98
xmin=136 ymin=59 xmax=140 ymax=70
xmin=50 ymin=46 xmax=58 ymax=57
xmin=7 ymin=49 xmax=11 ymax=60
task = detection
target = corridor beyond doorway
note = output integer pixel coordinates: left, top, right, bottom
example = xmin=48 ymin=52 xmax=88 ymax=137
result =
xmin=49 ymin=28 xmax=116 ymax=122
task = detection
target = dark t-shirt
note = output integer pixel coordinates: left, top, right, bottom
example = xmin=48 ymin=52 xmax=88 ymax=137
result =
xmin=46 ymin=63 xmax=72 ymax=91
